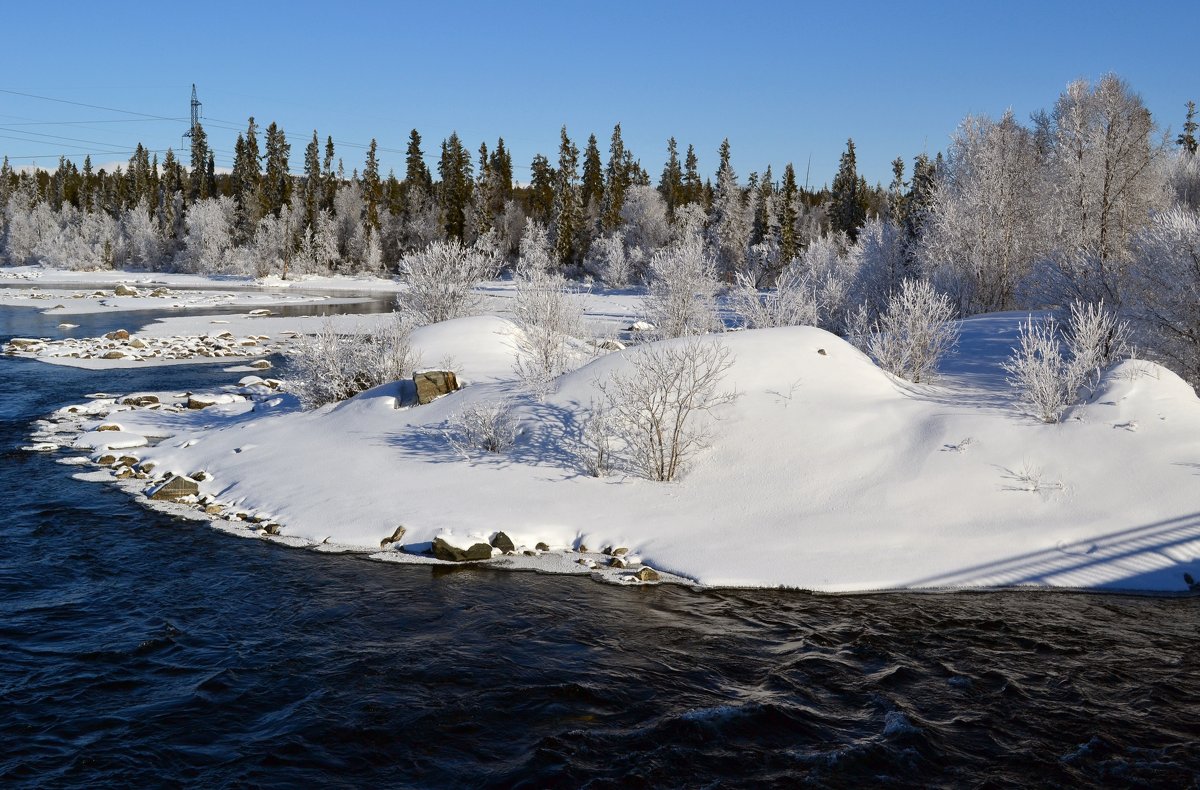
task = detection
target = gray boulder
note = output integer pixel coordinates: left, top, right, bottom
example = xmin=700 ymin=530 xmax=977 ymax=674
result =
xmin=432 ymin=537 xmax=492 ymax=562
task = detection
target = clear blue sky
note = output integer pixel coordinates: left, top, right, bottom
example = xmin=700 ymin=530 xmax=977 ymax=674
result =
xmin=1 ymin=0 xmax=1196 ymax=188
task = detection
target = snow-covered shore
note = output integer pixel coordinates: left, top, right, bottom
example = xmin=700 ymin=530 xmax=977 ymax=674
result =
xmin=26 ymin=288 xmax=1200 ymax=593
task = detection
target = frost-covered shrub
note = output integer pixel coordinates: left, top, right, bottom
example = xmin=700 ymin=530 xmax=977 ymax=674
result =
xmin=644 ymin=234 xmax=721 ymax=339
xmin=573 ymin=400 xmax=615 ymax=477
xmin=512 ymin=268 xmax=587 ymax=397
xmin=867 ymin=279 xmax=959 ymax=383
xmin=444 ymin=398 xmax=520 ymax=458
xmin=399 ymin=239 xmax=496 ymax=324
xmin=596 ymin=339 xmax=736 ymax=481
xmin=585 ymin=232 xmax=636 ymax=287
xmin=728 ymin=266 xmax=819 ymax=329
xmin=288 ymin=315 xmax=417 ymax=409
xmin=1064 ymin=299 xmax=1131 ymax=387
xmin=1003 ymin=316 xmax=1076 ymax=423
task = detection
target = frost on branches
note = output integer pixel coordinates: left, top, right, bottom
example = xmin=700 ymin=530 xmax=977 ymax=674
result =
xmin=867 ymin=279 xmax=959 ymax=384
xmin=398 ymin=239 xmax=496 ymax=325
xmin=288 ymin=316 xmax=418 ymax=409
xmin=1003 ymin=301 xmax=1130 ymax=422
xmin=644 ymin=234 xmax=721 ymax=339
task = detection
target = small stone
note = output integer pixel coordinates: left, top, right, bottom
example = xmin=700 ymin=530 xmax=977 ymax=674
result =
xmin=104 ymin=329 xmax=130 ymax=341
xmin=113 ymin=284 xmax=139 ymax=297
xmin=263 ymin=523 xmax=282 ymax=535
xmin=189 ymin=470 xmax=211 ymax=482
xmin=635 ymin=567 xmax=660 ymax=582
xmin=817 ymin=348 xmax=827 ymax=356
xmin=96 ymin=454 xmax=117 ymax=466
xmin=122 ymin=395 xmax=159 ymax=407
xmin=205 ymin=504 xmax=224 ymax=515
xmin=609 ymin=557 xmax=627 ymax=568
xmin=535 ymin=542 xmax=550 ymax=552
xmin=577 ymin=544 xmax=589 ymax=554
xmin=102 ymin=351 xmax=127 ymax=360
xmin=612 ymin=547 xmax=629 ymax=557
xmin=523 ymin=550 xmax=537 ymax=557
xmin=413 ymin=370 xmax=460 ymax=405
xmin=380 ymin=525 xmax=407 ymax=549
xmin=96 ymin=423 xmax=122 ymax=432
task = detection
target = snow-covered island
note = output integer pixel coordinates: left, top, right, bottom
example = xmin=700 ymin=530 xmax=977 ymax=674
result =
xmin=21 ymin=268 xmax=1200 ymax=594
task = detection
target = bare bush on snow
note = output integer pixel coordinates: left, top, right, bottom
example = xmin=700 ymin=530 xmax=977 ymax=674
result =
xmin=596 ymin=338 xmax=736 ymax=481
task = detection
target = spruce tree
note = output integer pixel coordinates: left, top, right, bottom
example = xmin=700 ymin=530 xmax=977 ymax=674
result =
xmin=904 ymin=153 xmax=937 ymax=247
xmin=779 ymin=163 xmax=800 ymax=261
xmin=830 ymin=138 xmax=865 ymax=242
xmin=405 ymin=129 xmax=433 ymax=194
xmin=683 ymin=143 xmax=702 ymax=205
xmin=488 ymin=138 xmax=514 ymax=208
xmin=659 ymin=137 xmax=683 ymax=220
xmin=1178 ymin=101 xmax=1199 ymax=154
xmin=189 ymin=121 xmax=210 ymax=202
xmin=80 ymin=155 xmax=94 ymax=211
xmin=363 ymin=138 xmax=382 ymax=236
xmin=303 ymin=131 xmax=321 ymax=230
xmin=889 ymin=156 xmax=906 ymax=223
xmin=260 ymin=122 xmax=291 ymax=217
xmin=601 ymin=123 xmax=627 ymax=231
xmin=322 ymin=135 xmax=337 ymax=210
xmin=751 ymin=164 xmax=775 ymax=247
xmin=553 ymin=126 xmax=582 ymax=264
xmin=528 ymin=154 xmax=555 ymax=223
xmin=581 ymin=133 xmax=604 ymax=213
xmin=437 ymin=132 xmax=473 ymax=241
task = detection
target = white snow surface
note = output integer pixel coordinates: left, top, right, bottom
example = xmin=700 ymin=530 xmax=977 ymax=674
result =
xmin=99 ymin=311 xmax=1200 ymax=593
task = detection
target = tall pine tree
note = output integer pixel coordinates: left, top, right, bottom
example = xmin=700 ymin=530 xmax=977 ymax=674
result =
xmin=553 ymin=126 xmax=582 ymax=265
xmin=829 ymin=138 xmax=865 ymax=242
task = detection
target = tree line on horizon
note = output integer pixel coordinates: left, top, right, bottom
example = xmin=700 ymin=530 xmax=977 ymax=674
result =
xmin=1 ymin=74 xmax=1199 ymax=387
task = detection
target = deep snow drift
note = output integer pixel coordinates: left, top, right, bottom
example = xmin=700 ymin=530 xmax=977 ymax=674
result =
xmin=46 ymin=309 xmax=1200 ymax=593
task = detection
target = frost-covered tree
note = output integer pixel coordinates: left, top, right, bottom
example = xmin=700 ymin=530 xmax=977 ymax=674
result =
xmin=708 ymin=139 xmax=751 ymax=277
xmin=854 ymin=217 xmax=910 ymax=318
xmin=398 ymin=238 xmax=495 ymax=324
xmin=181 ymin=196 xmax=237 ymax=273
xmin=619 ymin=184 xmax=671 ymax=252
xmin=919 ymin=112 xmax=1047 ymax=314
xmin=121 ymin=199 xmax=161 ymax=268
xmin=1044 ymin=75 xmax=1168 ymax=303
xmin=792 ymin=232 xmax=860 ymax=332
xmin=517 ymin=217 xmax=555 ymax=275
xmin=1126 ymin=207 xmax=1200 ymax=386
xmin=288 ymin=315 xmax=417 ymax=409
xmin=645 ymin=233 xmax=721 ymax=338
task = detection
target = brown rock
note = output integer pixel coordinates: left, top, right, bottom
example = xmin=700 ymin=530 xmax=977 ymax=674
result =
xmin=413 ymin=370 xmax=460 ymax=405
xmin=104 ymin=329 xmax=130 ymax=341
xmin=122 ymin=395 xmax=159 ymax=407
xmin=432 ymin=537 xmax=493 ymax=562
xmin=149 ymin=474 xmax=200 ymax=501
xmin=96 ymin=424 xmax=121 ymax=432
xmin=635 ymin=567 xmax=660 ymax=582
xmin=380 ymin=525 xmax=407 ymax=549
xmin=490 ymin=532 xmax=516 ymax=553
xmin=535 ymin=542 xmax=550 ymax=551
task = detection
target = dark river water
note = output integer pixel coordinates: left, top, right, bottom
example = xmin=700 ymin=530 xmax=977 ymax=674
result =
xmin=1 ymin=302 xmax=1198 ymax=788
